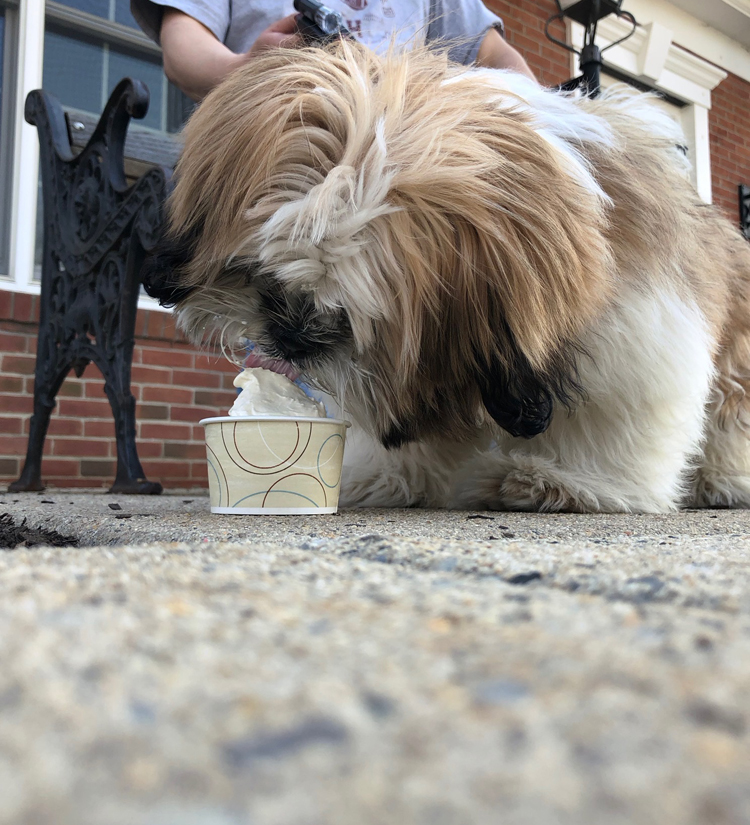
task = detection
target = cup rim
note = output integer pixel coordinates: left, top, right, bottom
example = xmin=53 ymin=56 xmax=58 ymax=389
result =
xmin=200 ymin=415 xmax=351 ymax=427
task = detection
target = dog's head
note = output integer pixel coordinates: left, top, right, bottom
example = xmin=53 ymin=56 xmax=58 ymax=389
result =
xmin=145 ymin=42 xmax=614 ymax=446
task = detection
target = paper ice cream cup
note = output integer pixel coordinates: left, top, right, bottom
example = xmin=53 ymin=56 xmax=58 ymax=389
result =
xmin=200 ymin=416 xmax=349 ymax=514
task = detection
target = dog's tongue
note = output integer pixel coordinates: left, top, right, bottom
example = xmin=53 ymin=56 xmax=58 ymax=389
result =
xmin=244 ymin=349 xmax=300 ymax=382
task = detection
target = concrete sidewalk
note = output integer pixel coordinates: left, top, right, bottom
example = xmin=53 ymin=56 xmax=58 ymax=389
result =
xmin=1 ymin=490 xmax=749 ymax=824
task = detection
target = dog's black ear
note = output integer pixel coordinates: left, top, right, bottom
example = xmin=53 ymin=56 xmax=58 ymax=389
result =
xmin=476 ymin=358 xmax=554 ymax=439
xmin=475 ymin=331 xmax=582 ymax=439
xmin=141 ymin=225 xmax=201 ymax=308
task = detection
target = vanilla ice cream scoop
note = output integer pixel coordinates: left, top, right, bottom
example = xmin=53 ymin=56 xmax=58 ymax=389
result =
xmin=228 ymin=368 xmax=326 ymax=418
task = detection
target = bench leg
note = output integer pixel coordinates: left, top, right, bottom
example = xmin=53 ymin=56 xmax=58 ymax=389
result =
xmin=9 ymin=367 xmax=70 ymax=493
xmin=104 ymin=381 xmax=163 ymax=496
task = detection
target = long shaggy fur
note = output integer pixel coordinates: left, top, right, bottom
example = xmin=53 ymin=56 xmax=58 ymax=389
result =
xmin=148 ymin=40 xmax=750 ymax=512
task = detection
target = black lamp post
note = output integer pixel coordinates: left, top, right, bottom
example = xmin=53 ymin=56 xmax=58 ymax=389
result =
xmin=546 ymin=0 xmax=637 ymax=97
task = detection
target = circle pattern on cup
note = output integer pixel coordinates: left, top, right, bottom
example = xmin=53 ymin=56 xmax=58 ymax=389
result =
xmin=204 ymin=419 xmax=346 ymax=511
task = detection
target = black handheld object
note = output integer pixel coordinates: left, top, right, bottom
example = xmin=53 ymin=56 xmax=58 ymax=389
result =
xmin=293 ymin=0 xmax=352 ymax=44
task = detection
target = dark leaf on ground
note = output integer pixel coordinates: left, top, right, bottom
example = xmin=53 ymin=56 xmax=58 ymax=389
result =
xmin=506 ymin=571 xmax=543 ymax=585
xmin=0 ymin=513 xmax=78 ymax=550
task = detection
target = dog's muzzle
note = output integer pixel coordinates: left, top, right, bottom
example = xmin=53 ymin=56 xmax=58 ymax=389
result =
xmin=260 ymin=285 xmax=350 ymax=364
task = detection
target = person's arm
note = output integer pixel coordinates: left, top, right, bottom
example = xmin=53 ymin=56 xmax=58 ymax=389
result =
xmin=476 ymin=26 xmax=537 ymax=82
xmin=160 ymin=8 xmax=301 ymax=101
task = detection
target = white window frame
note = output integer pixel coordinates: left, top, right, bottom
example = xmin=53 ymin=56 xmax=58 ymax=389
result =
xmin=2 ymin=0 xmax=172 ymax=311
xmin=569 ymin=14 xmax=727 ymax=204
xmin=0 ymin=0 xmax=20 ymax=276
xmin=7 ymin=0 xmax=42 ymax=294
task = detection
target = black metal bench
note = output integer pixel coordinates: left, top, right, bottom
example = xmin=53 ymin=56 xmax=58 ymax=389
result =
xmin=9 ymin=79 xmax=176 ymax=495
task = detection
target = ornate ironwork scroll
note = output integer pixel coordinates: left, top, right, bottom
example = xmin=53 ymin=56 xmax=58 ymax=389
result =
xmin=10 ymin=79 xmax=168 ymax=495
xmin=741 ymin=185 xmax=750 ymax=241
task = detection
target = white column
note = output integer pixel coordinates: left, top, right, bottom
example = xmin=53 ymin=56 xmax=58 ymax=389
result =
xmin=637 ymin=22 xmax=673 ymax=83
xmin=682 ymin=103 xmax=713 ymax=205
xmin=8 ymin=0 xmax=45 ymax=293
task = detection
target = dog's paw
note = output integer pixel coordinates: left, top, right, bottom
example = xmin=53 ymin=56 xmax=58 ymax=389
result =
xmin=689 ymin=472 xmax=750 ymax=509
xmin=499 ymin=468 xmax=591 ymax=513
xmin=455 ymin=456 xmax=601 ymax=513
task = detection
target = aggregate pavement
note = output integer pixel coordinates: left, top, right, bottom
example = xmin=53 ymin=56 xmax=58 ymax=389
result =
xmin=1 ymin=490 xmax=749 ymax=824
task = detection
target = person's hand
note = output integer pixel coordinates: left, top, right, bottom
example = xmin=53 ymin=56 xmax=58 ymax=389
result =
xmin=248 ymin=14 xmax=302 ymax=54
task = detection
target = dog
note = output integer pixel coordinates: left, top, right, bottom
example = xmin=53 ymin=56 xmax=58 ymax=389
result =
xmin=144 ymin=40 xmax=750 ymax=513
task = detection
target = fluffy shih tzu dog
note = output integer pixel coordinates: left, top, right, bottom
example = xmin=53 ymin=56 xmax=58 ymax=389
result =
xmin=145 ymin=40 xmax=750 ymax=513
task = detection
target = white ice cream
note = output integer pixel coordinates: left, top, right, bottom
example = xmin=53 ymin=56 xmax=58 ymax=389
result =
xmin=228 ymin=368 xmax=326 ymax=418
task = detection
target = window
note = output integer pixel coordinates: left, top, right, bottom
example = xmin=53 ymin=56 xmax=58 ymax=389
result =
xmin=43 ymin=0 xmax=187 ymax=134
xmin=58 ymin=0 xmax=139 ymax=30
xmin=42 ymin=25 xmax=167 ymax=131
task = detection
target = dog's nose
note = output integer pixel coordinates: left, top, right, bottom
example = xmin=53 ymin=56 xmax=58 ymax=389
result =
xmin=268 ymin=325 xmax=320 ymax=361
xmin=260 ymin=284 xmax=348 ymax=363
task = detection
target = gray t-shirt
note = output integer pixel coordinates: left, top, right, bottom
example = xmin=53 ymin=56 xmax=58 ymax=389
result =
xmin=131 ymin=0 xmax=504 ymax=65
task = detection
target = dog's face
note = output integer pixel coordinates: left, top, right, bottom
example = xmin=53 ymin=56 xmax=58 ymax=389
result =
xmin=145 ymin=42 xmax=615 ymax=447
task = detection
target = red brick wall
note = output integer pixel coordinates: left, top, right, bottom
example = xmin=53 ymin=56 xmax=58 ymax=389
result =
xmin=486 ymin=0 xmax=571 ymax=87
xmin=0 ymin=290 xmax=239 ymax=490
xmin=708 ymin=70 xmax=750 ymax=224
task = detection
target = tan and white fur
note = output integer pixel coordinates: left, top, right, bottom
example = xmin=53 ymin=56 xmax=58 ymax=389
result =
xmin=144 ymin=41 xmax=750 ymax=513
